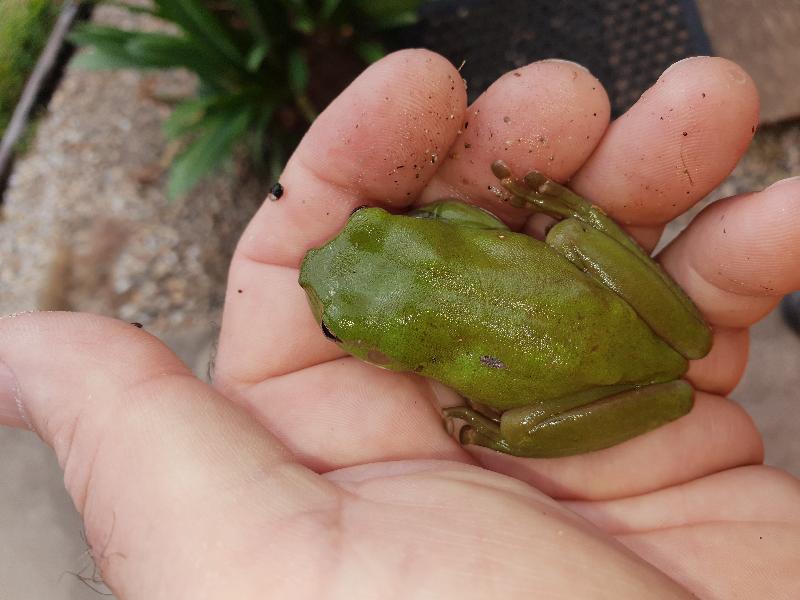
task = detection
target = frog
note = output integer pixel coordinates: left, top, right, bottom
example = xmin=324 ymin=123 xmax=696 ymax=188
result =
xmin=298 ymin=160 xmax=711 ymax=457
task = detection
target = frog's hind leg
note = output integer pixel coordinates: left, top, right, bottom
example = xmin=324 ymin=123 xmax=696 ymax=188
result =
xmin=445 ymin=381 xmax=693 ymax=457
xmin=544 ymin=217 xmax=709 ymax=360
xmin=496 ymin=380 xmax=694 ymax=458
xmin=491 ymin=160 xmax=710 ymax=360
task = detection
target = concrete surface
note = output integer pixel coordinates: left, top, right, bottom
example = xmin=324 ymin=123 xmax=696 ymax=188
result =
xmin=732 ymin=309 xmax=800 ymax=472
xmin=0 ymin=429 xmax=110 ymax=599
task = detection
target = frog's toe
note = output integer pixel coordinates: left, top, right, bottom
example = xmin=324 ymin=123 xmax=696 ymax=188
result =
xmin=442 ymin=413 xmax=456 ymax=436
xmin=443 ymin=406 xmax=513 ymax=454
xmin=460 ymin=426 xmax=513 ymax=454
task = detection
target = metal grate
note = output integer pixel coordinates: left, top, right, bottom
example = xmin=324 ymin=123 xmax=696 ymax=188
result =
xmin=393 ymin=0 xmax=711 ymax=116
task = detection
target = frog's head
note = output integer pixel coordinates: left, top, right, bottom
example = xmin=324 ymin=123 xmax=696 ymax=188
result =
xmin=298 ymin=206 xmax=396 ymax=360
xmin=299 ymin=244 xmax=341 ymax=344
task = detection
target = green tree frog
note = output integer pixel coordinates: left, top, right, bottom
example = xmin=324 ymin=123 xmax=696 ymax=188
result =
xmin=299 ymin=161 xmax=711 ymax=457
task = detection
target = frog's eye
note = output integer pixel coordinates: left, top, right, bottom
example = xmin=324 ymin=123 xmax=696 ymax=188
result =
xmin=321 ymin=320 xmax=341 ymax=342
xmin=350 ymin=205 xmax=369 ymax=216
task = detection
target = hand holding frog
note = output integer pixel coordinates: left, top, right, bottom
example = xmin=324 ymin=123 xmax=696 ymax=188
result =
xmin=2 ymin=53 xmax=799 ymax=598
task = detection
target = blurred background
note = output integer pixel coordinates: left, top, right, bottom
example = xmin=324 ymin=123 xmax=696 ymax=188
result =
xmin=0 ymin=0 xmax=798 ymax=597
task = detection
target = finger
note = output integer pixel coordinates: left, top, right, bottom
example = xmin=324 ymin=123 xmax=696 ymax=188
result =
xmin=684 ymin=326 xmax=749 ymax=395
xmin=568 ymin=466 xmax=800 ymax=599
xmin=239 ymin=49 xmax=467 ymax=269
xmin=659 ymin=177 xmax=800 ymax=329
xmin=420 ymin=59 xmax=611 ymax=228
xmin=565 ymin=465 xmax=800 ymax=534
xmin=460 ymin=392 xmax=763 ymax=501
xmin=570 ymin=56 xmax=759 ymax=245
xmin=0 ymin=312 xmax=336 ymax=599
xmin=216 ymin=49 xmax=466 ymax=387
xmin=619 ymin=523 xmax=800 ymax=599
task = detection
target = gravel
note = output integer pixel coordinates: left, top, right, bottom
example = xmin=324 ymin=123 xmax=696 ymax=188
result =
xmin=0 ymin=4 xmax=266 ymax=373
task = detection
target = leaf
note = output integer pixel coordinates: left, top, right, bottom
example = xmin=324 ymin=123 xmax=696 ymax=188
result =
xmin=292 ymin=15 xmax=316 ymax=34
xmin=243 ymin=100 xmax=278 ymax=162
xmin=163 ymin=97 xmax=216 ymax=139
xmin=268 ymin=134 xmax=286 ymax=182
xmin=103 ymin=1 xmax=157 ymax=16
xmin=354 ymin=40 xmax=385 ymax=64
xmin=70 ymin=27 xmax=186 ymax=71
xmin=354 ymin=0 xmax=422 ymax=29
xmin=69 ymin=26 xmax=163 ymax=71
xmin=154 ymin=0 xmax=246 ymax=68
xmin=287 ymin=49 xmax=308 ymax=95
xmin=125 ymin=33 xmax=235 ymax=86
xmin=125 ymin=33 xmax=203 ymax=68
xmin=167 ymin=107 xmax=253 ymax=200
xmin=70 ymin=49 xmax=150 ymax=70
xmin=283 ymin=0 xmax=312 ymax=12
xmin=68 ymin=24 xmax=139 ymax=51
xmin=72 ymin=25 xmax=240 ymax=90
xmin=246 ymin=43 xmax=268 ymax=73
xmin=370 ymin=10 xmax=420 ymax=29
xmin=320 ymin=0 xmax=342 ymax=20
xmin=230 ymin=0 xmax=271 ymax=47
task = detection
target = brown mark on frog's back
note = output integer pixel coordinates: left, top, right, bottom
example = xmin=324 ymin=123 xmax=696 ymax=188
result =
xmin=480 ymin=355 xmax=506 ymax=369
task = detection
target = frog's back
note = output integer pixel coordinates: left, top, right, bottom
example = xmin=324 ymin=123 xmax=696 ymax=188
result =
xmin=300 ymin=207 xmax=687 ymax=410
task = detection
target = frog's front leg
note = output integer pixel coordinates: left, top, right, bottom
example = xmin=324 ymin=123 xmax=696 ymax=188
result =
xmin=443 ymin=406 xmax=514 ymax=454
xmin=444 ymin=380 xmax=693 ymax=458
xmin=409 ymin=200 xmax=510 ymax=230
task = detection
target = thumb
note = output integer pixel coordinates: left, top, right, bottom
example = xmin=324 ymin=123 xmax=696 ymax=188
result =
xmin=0 ymin=312 xmax=335 ymax=599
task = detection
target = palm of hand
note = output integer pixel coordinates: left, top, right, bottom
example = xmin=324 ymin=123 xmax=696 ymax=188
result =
xmin=2 ymin=53 xmax=799 ymax=599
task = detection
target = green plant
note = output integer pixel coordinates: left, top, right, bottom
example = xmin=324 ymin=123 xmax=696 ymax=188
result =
xmin=71 ymin=0 xmax=422 ymax=199
xmin=0 ymin=0 xmax=60 ymax=139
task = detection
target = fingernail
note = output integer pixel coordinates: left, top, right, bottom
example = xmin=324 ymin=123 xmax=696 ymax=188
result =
xmin=659 ymin=56 xmax=708 ymax=78
xmin=539 ymin=58 xmax=591 ymax=73
xmin=766 ymin=175 xmax=800 ymax=191
xmin=0 ymin=360 xmax=30 ymax=430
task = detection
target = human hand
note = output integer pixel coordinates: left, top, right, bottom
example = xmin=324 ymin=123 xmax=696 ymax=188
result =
xmin=1 ymin=52 xmax=799 ymax=599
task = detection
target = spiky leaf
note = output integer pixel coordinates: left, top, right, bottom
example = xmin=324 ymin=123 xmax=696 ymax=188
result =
xmin=167 ymin=107 xmax=253 ymax=200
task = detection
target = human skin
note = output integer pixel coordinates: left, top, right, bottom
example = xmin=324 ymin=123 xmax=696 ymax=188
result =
xmin=1 ymin=52 xmax=799 ymax=599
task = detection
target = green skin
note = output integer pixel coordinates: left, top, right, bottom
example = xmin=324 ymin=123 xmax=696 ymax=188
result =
xmin=299 ymin=162 xmax=712 ymax=458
